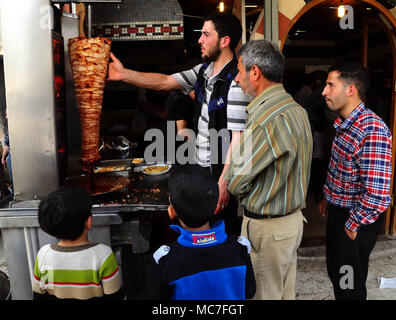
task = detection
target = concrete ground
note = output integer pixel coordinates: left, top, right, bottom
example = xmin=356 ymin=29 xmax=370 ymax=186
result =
xmin=295 ymin=193 xmax=396 ymax=300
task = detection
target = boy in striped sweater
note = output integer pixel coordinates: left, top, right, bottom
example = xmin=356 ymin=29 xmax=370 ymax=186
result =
xmin=33 ymin=186 xmax=124 ymax=300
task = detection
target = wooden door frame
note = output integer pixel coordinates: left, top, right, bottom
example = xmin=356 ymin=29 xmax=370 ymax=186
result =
xmin=279 ymin=0 xmax=396 ymax=235
xmin=361 ymin=16 xmax=396 ymax=234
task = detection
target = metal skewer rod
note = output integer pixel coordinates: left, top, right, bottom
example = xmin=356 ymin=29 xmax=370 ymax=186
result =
xmin=87 ymin=4 xmax=92 ymax=38
xmin=90 ymin=167 xmax=95 ymax=192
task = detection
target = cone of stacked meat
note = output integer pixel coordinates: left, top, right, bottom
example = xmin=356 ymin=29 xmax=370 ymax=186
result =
xmin=68 ymin=36 xmax=111 ymax=170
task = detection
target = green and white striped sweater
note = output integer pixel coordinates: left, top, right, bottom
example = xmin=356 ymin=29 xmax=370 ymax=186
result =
xmin=33 ymin=242 xmax=122 ymax=300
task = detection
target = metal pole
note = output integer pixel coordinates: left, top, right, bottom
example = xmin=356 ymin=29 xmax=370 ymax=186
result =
xmin=264 ymin=0 xmax=271 ymax=41
xmin=88 ymin=3 xmax=92 ymax=37
xmin=271 ymin=0 xmax=278 ymax=45
xmin=264 ymin=0 xmax=278 ymax=44
xmin=242 ymin=0 xmax=246 ymax=44
xmin=24 ymin=228 xmax=35 ymax=287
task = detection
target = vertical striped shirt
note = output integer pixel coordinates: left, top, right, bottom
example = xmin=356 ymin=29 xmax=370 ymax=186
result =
xmin=323 ymin=102 xmax=392 ymax=232
xmin=225 ymin=84 xmax=313 ymax=216
xmin=172 ymin=60 xmax=251 ymax=167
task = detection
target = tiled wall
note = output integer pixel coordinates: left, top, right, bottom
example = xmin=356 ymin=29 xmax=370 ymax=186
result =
xmin=92 ymin=0 xmax=183 ymax=41
xmin=93 ymin=21 xmax=183 ymax=41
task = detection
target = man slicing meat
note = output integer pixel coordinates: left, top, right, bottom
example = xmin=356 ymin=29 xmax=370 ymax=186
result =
xmin=108 ymin=12 xmax=252 ymax=235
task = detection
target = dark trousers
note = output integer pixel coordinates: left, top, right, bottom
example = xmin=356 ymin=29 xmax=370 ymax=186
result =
xmin=325 ymin=205 xmax=384 ymax=300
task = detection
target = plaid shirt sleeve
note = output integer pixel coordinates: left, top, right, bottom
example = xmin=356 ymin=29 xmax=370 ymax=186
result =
xmin=346 ymin=126 xmax=392 ymax=232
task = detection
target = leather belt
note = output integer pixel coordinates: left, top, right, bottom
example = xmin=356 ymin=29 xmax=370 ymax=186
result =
xmin=242 ymin=207 xmax=295 ymax=219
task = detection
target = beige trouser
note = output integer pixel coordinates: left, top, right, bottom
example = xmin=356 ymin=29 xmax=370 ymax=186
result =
xmin=241 ymin=210 xmax=304 ymax=300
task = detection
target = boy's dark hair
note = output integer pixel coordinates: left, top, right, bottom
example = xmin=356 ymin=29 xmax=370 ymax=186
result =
xmin=328 ymin=63 xmax=369 ymax=100
xmin=204 ymin=12 xmax=242 ymax=51
xmin=38 ymin=186 xmax=93 ymax=240
xmin=168 ymin=165 xmax=219 ymax=228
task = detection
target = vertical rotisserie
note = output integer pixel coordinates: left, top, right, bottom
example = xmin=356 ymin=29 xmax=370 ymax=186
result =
xmin=68 ymin=36 xmax=111 ymax=168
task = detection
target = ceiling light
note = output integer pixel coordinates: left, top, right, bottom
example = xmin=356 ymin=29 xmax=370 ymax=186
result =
xmin=219 ymin=2 xmax=225 ymax=12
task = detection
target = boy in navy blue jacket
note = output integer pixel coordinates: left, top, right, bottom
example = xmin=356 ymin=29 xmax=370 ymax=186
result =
xmin=144 ymin=164 xmax=256 ymax=300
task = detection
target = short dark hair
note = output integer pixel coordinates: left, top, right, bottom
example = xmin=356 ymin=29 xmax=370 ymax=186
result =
xmin=328 ymin=63 xmax=369 ymax=100
xmin=204 ymin=12 xmax=242 ymax=51
xmin=238 ymin=40 xmax=285 ymax=83
xmin=38 ymin=186 xmax=93 ymax=240
xmin=168 ymin=165 xmax=219 ymax=228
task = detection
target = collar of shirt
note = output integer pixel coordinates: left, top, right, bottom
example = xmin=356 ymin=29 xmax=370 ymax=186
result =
xmin=334 ymin=102 xmax=365 ymax=132
xmin=246 ymin=83 xmax=284 ymax=114
xmin=203 ymin=58 xmax=234 ymax=84
xmin=169 ymin=220 xmax=227 ymax=248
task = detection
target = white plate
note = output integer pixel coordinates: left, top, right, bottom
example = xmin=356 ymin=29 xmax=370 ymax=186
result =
xmin=140 ymin=163 xmax=172 ymax=176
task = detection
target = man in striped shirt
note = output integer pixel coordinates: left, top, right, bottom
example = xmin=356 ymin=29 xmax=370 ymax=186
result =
xmin=108 ymin=12 xmax=251 ymax=233
xmin=225 ymin=40 xmax=313 ymax=300
xmin=319 ymin=63 xmax=392 ymax=300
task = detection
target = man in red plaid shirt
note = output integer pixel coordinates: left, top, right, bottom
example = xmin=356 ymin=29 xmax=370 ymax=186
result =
xmin=318 ymin=63 xmax=392 ymax=300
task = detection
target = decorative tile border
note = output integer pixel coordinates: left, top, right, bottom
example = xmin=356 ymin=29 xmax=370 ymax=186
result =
xmin=92 ymin=20 xmax=184 ymax=40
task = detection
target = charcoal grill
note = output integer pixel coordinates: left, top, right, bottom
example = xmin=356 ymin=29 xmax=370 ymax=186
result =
xmin=84 ymin=164 xmax=174 ymax=299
